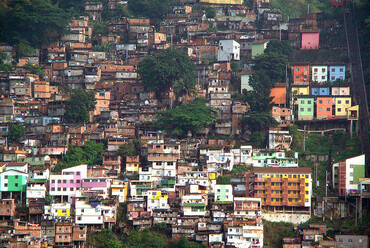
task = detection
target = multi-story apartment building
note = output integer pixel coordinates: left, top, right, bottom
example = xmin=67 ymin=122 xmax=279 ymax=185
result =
xmin=252 ymin=167 xmax=312 ymax=223
xmin=49 ymin=164 xmax=88 ymax=202
xmin=252 ymin=150 xmax=298 ymax=167
xmin=146 ymin=190 xmax=170 ymax=212
xmin=332 ymin=154 xmax=365 ymax=196
xmin=147 ymin=142 xmax=180 ymax=185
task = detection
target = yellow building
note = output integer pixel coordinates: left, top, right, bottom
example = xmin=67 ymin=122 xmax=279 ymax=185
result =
xmin=291 ymin=86 xmax=310 ymax=104
xmin=199 ymin=0 xmax=243 ymax=5
xmin=347 ymin=105 xmax=359 ymax=120
xmin=125 ymin=155 xmax=140 ymax=175
xmin=335 ymin=97 xmax=351 ymax=116
xmin=111 ymin=179 xmax=129 ymax=202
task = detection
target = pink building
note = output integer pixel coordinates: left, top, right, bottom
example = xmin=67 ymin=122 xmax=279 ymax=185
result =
xmin=301 ymin=31 xmax=319 ymax=50
xmin=49 ymin=164 xmax=88 ymax=202
xmin=82 ymin=177 xmax=112 ymax=198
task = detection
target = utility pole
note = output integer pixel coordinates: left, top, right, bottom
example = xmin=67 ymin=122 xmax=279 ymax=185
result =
xmin=323 ymin=170 xmax=328 ymax=221
xmin=279 ymin=22 xmax=282 ymax=41
xmin=303 ymin=125 xmax=306 ymax=151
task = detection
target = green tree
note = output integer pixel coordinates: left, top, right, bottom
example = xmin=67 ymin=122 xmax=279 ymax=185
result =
xmin=0 ymin=0 xmax=70 ymax=48
xmin=87 ymin=229 xmax=123 ymax=248
xmin=252 ymin=52 xmax=288 ymax=83
xmin=128 ymin=0 xmax=173 ymax=27
xmin=8 ymin=123 xmax=25 ymax=142
xmin=168 ymin=236 xmax=206 ymax=248
xmin=154 ymin=98 xmax=216 ymax=138
xmin=173 ymin=73 xmax=196 ymax=102
xmin=241 ymin=112 xmax=278 ymax=133
xmin=250 ymin=131 xmax=265 ymax=148
xmin=216 ymin=175 xmax=231 ymax=184
xmin=205 ymin=8 xmax=216 ymax=18
xmin=138 ymin=49 xmax=195 ymax=98
xmin=64 ymin=89 xmax=95 ymax=124
xmin=118 ymin=139 xmax=141 ymax=164
xmin=265 ymin=39 xmax=293 ymax=59
xmin=53 ymin=141 xmax=104 ymax=172
xmin=24 ymin=63 xmax=45 ymax=79
xmin=0 ymin=51 xmax=13 ymax=72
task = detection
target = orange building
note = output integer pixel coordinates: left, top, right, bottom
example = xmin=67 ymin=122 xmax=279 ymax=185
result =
xmin=270 ymin=83 xmax=287 ymax=106
xmin=33 ymin=81 xmax=51 ymax=99
xmin=316 ymin=97 xmax=333 ymax=119
xmin=292 ymin=64 xmax=310 ymax=84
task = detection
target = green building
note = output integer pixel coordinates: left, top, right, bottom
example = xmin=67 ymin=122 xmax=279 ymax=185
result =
xmin=297 ymin=96 xmax=315 ymax=120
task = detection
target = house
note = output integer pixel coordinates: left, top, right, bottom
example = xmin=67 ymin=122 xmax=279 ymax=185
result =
xmin=329 ymin=65 xmax=345 ymax=81
xmin=331 ymin=86 xmax=350 ymax=96
xmin=181 ymin=194 xmax=208 ymax=216
xmin=301 ymin=30 xmax=319 ymax=50
xmin=292 ymin=64 xmax=310 ymax=84
xmin=311 ymin=65 xmax=328 ymax=83
xmin=233 ymin=197 xmax=262 ymax=219
xmin=126 ymin=155 xmax=140 ymax=175
xmin=332 ymin=154 xmax=365 ymax=196
xmin=252 ymin=150 xmax=298 ymax=167
xmin=251 ymin=40 xmax=269 ymax=58
xmin=217 ymin=40 xmax=240 ymax=62
xmin=0 ymin=199 xmax=16 ymax=219
xmin=146 ymin=190 xmax=170 ymax=212
xmin=335 ymin=235 xmax=368 ymax=248
xmin=111 ymin=178 xmax=129 ymax=202
xmin=316 ymin=97 xmax=334 ymax=119
xmin=268 ymin=130 xmax=293 ymax=150
xmin=0 ymin=169 xmax=28 ymax=194
xmin=214 ymin=184 xmax=233 ymax=203
xmin=44 ymin=203 xmax=71 ymax=218
xmin=334 ymin=97 xmax=351 ymax=116
xmin=311 ymin=86 xmax=330 ymax=96
xmin=297 ymin=96 xmax=314 ymax=120
xmin=270 ymin=83 xmax=287 ymax=106
xmin=271 ymin=106 xmax=292 ymax=127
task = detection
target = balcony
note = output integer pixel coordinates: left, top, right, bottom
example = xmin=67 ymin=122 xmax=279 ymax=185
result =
xmin=183 ymin=203 xmax=205 ymax=207
xmin=254 ymin=185 xmax=265 ymax=190
xmin=254 ymin=193 xmax=266 ymax=198
xmin=254 ymin=177 xmax=265 ymax=182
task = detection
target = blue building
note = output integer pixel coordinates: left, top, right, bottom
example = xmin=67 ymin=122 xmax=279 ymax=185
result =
xmin=311 ymin=86 xmax=330 ymax=96
xmin=329 ymin=65 xmax=345 ymax=81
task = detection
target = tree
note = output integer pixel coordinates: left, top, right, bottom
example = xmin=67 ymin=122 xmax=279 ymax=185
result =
xmin=173 ymin=73 xmax=196 ymax=102
xmin=53 ymin=141 xmax=104 ymax=172
xmin=154 ymin=98 xmax=216 ymax=138
xmin=250 ymin=131 xmax=265 ymax=148
xmin=0 ymin=0 xmax=70 ymax=48
xmin=138 ymin=49 xmax=195 ymax=98
xmin=0 ymin=51 xmax=13 ymax=72
xmin=24 ymin=63 xmax=45 ymax=79
xmin=252 ymin=52 xmax=288 ymax=83
xmin=87 ymin=229 xmax=123 ymax=248
xmin=265 ymin=39 xmax=293 ymax=59
xmin=118 ymin=139 xmax=141 ymax=164
xmin=8 ymin=123 xmax=25 ymax=142
xmin=241 ymin=112 xmax=278 ymax=132
xmin=128 ymin=0 xmax=173 ymax=28
xmin=64 ymin=89 xmax=95 ymax=124
xmin=205 ymin=8 xmax=216 ymax=18
xmin=168 ymin=236 xmax=206 ymax=248
xmin=216 ymin=175 xmax=231 ymax=184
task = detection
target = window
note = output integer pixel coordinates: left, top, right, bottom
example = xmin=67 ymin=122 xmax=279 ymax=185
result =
xmin=307 ymin=100 xmax=312 ymax=104
xmin=338 ymin=100 xmax=342 ymax=104
xmin=327 ymin=100 xmax=330 ymax=104
xmin=70 ymin=180 xmax=74 ymax=183
xmin=51 ymin=187 xmax=55 ymax=191
xmin=58 ymin=180 xmax=61 ymax=183
xmin=4 ymin=183 xmax=7 ymax=187
xmin=76 ymin=180 xmax=81 ymax=183
xmin=348 ymin=239 xmax=352 ymax=242
xmin=4 ymin=176 xmax=7 ymax=179
xmin=63 ymin=180 xmax=67 ymax=183
xmin=63 ymin=188 xmax=67 ymax=191
xmin=308 ymin=108 xmax=312 ymax=112
xmin=58 ymin=187 xmax=61 ymax=191
xmin=300 ymin=108 xmax=304 ymax=112
xmin=314 ymin=68 xmax=318 ymax=72
xmin=327 ymin=108 xmax=330 ymax=111
xmin=77 ymin=172 xmax=80 ymax=175
xmin=322 ymin=68 xmax=326 ymax=72
xmin=337 ymin=108 xmax=342 ymax=112
xmin=296 ymin=68 xmax=299 ymax=71
xmin=319 ymin=108 xmax=322 ymax=112
xmin=319 ymin=100 xmax=323 ymax=104
xmin=15 ymin=183 xmax=18 ymax=187
xmin=340 ymin=68 xmax=344 ymax=72
xmin=345 ymin=100 xmax=349 ymax=104
xmin=303 ymin=68 xmax=307 ymax=72
xmin=322 ymin=76 xmax=325 ymax=80
xmin=15 ymin=175 xmax=18 ymax=179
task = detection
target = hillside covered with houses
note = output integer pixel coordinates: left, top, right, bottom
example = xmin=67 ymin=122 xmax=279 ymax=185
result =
xmin=0 ymin=0 xmax=368 ymax=248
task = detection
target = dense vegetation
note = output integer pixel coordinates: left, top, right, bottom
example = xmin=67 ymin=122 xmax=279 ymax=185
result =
xmin=155 ymin=98 xmax=216 ymax=138
xmin=128 ymin=0 xmax=174 ymax=27
xmin=263 ymin=221 xmax=297 ymax=248
xmin=87 ymin=228 xmax=205 ymax=248
xmin=138 ymin=49 xmax=196 ymax=98
xmin=64 ymin=89 xmax=96 ymax=124
xmin=0 ymin=0 xmax=69 ymax=50
xmin=270 ymin=0 xmax=330 ymax=19
xmin=53 ymin=141 xmax=104 ymax=172
xmin=8 ymin=123 xmax=25 ymax=142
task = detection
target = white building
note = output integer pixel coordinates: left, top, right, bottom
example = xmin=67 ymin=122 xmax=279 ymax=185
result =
xmin=181 ymin=194 xmax=208 ymax=216
xmin=218 ymin=40 xmax=240 ymax=62
xmin=44 ymin=203 xmax=71 ymax=218
xmin=26 ymin=183 xmax=46 ymax=203
xmin=311 ymin=65 xmax=328 ymax=83
xmin=240 ymin=146 xmax=253 ymax=164
xmin=146 ymin=190 xmax=170 ymax=212
xmin=49 ymin=164 xmax=88 ymax=202
xmin=200 ymin=148 xmax=235 ymax=172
